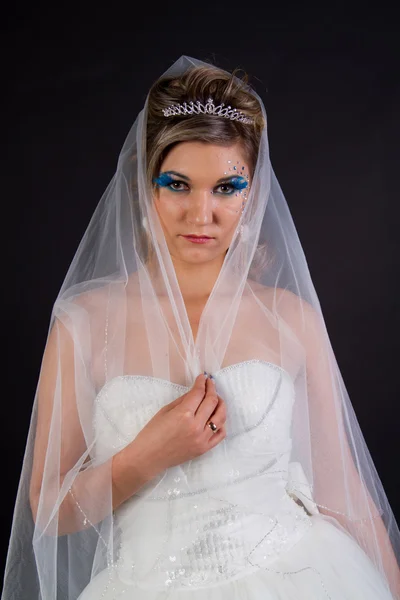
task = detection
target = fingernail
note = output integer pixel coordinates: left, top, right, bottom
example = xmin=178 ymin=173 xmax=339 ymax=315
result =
xmin=203 ymin=371 xmax=208 ymax=378
xmin=209 ymin=374 xmax=215 ymax=381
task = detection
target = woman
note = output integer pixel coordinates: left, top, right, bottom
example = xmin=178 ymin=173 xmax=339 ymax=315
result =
xmin=2 ymin=56 xmax=399 ymax=599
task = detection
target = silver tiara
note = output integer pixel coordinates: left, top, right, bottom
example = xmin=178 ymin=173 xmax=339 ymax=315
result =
xmin=161 ymin=97 xmax=254 ymax=125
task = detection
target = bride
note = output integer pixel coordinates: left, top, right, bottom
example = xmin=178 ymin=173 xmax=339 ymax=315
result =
xmin=2 ymin=56 xmax=399 ymax=599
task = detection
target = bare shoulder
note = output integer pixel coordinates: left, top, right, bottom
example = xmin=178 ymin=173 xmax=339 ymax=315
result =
xmin=247 ymin=280 xmax=318 ymax=331
xmin=247 ymin=280 xmax=302 ymax=310
xmin=56 ymin=274 xmax=142 ymax=320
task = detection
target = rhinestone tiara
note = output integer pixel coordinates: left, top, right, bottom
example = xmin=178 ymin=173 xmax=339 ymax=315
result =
xmin=161 ymin=97 xmax=254 ymax=125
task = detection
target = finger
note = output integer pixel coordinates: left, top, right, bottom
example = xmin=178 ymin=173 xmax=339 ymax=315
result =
xmin=179 ymin=373 xmax=207 ymax=414
xmin=164 ymin=373 xmax=206 ymax=413
xmin=195 ymin=377 xmax=219 ymax=423
xmin=207 ymin=424 xmax=226 ymax=449
xmin=204 ymin=396 xmax=226 ymax=432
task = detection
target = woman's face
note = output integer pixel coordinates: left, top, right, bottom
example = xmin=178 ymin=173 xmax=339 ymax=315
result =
xmin=153 ymin=141 xmax=251 ymax=266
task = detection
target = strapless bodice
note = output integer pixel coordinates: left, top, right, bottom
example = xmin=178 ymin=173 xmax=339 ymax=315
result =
xmin=94 ymin=361 xmax=313 ymax=590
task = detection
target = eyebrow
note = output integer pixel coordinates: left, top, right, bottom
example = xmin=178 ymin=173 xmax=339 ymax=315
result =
xmin=161 ymin=170 xmax=246 ymax=184
xmin=161 ymin=170 xmax=190 ymax=181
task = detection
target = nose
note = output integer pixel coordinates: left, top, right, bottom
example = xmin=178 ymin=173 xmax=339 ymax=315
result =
xmin=186 ymin=190 xmax=213 ymax=225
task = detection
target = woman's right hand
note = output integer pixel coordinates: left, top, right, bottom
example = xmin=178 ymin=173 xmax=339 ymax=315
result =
xmin=130 ymin=373 xmax=227 ymax=480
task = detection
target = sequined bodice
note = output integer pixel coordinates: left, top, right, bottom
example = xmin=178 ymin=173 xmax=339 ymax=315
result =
xmin=94 ymin=361 xmax=312 ymax=590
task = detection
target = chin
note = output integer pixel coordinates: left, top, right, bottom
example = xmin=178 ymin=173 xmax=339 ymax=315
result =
xmin=174 ymin=246 xmax=224 ymax=265
xmin=182 ymin=251 xmax=218 ymax=265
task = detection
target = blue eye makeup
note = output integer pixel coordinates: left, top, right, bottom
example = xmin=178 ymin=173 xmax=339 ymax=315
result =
xmin=225 ymin=176 xmax=248 ymax=190
xmin=153 ymin=171 xmax=190 ymax=193
xmin=214 ymin=176 xmax=248 ymax=196
xmin=153 ymin=172 xmax=248 ymax=196
xmin=153 ymin=173 xmax=180 ymax=188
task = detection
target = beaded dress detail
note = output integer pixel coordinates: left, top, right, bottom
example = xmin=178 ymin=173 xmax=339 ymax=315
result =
xmin=78 ymin=361 xmax=394 ymax=599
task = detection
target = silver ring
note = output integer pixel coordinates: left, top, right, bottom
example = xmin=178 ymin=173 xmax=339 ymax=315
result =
xmin=208 ymin=421 xmax=218 ymax=433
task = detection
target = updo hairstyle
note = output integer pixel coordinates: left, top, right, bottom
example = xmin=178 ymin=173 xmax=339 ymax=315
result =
xmin=145 ymin=63 xmax=265 ymax=184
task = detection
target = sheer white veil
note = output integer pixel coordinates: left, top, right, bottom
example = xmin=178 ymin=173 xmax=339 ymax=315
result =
xmin=2 ymin=55 xmax=399 ymax=599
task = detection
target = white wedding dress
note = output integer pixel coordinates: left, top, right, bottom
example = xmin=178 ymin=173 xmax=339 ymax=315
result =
xmin=79 ymin=360 xmax=393 ymax=599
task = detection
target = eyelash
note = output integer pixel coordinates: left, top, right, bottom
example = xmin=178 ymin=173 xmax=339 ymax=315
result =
xmin=166 ymin=180 xmax=240 ymax=196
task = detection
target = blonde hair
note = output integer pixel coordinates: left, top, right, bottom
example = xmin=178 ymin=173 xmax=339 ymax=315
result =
xmin=142 ymin=63 xmax=269 ymax=278
xmin=145 ymin=63 xmax=265 ymax=184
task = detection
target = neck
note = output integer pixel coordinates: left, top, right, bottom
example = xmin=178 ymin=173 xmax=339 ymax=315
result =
xmin=171 ymin=255 xmax=225 ymax=302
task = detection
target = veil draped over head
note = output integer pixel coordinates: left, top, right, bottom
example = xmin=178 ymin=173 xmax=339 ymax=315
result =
xmin=2 ymin=55 xmax=399 ymax=599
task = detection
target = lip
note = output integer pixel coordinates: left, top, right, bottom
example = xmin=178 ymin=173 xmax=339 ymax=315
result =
xmin=181 ymin=234 xmax=215 ymax=244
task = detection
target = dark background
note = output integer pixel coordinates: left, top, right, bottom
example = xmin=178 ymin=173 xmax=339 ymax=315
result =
xmin=2 ymin=5 xmax=399 ymax=578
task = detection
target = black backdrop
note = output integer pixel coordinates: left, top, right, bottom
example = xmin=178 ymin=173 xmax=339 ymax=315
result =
xmin=2 ymin=5 xmax=399 ymax=580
